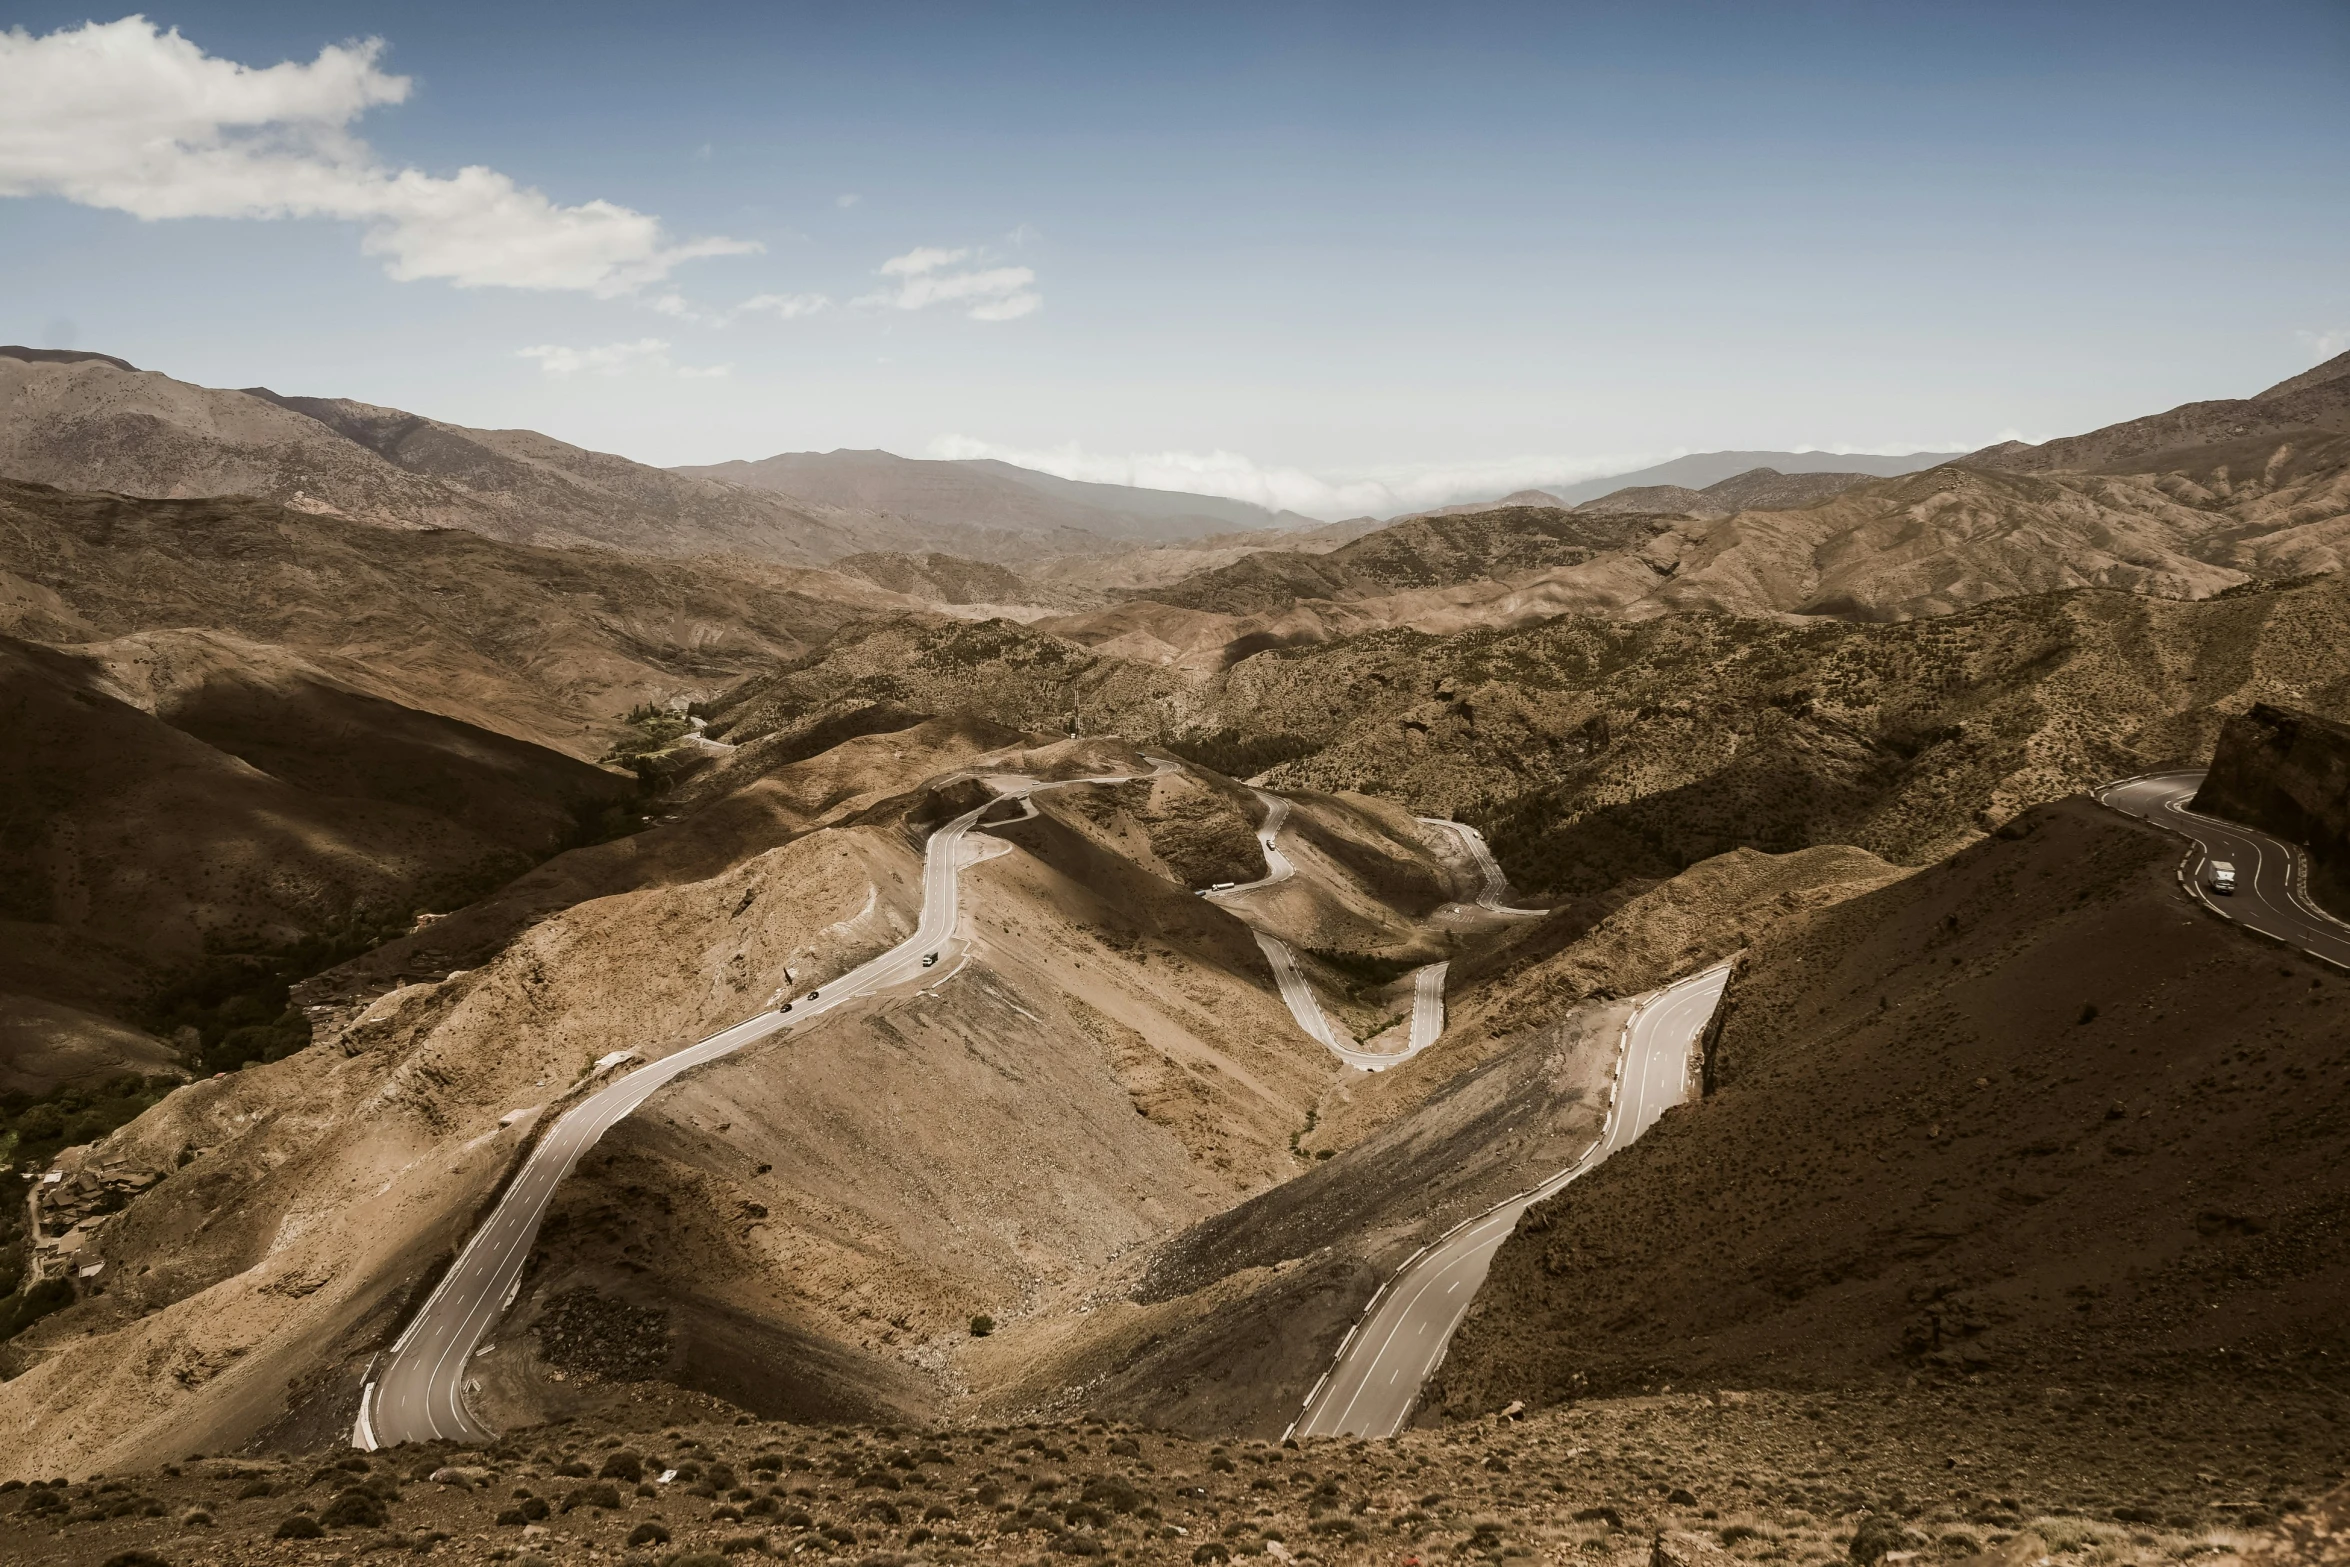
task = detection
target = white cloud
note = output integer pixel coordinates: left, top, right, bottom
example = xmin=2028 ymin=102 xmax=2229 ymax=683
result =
xmin=859 ymin=245 xmax=1040 ymax=321
xmin=2300 ymin=327 xmax=2350 ymax=361
xmin=740 ymin=291 xmax=831 ymax=320
xmin=0 ymin=17 xmax=755 ymax=295
xmin=926 ymin=437 xmax=1669 ymax=519
xmin=517 ymin=338 xmax=728 ymax=378
xmin=836 ymin=192 xmax=861 ymax=208
xmin=879 ymin=246 xmax=970 ymax=277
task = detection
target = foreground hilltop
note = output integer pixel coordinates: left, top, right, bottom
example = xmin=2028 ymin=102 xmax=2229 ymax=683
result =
xmin=0 ymin=1391 xmax=2341 ymax=1567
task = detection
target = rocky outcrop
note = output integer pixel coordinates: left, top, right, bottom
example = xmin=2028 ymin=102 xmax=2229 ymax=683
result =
xmin=2193 ymin=703 xmax=2350 ymax=918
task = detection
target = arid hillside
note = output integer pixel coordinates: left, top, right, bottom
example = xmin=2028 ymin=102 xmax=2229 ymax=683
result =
xmin=706 ymin=569 xmax=2350 ymax=900
xmin=672 ymin=447 xmax=1296 ymax=556
xmin=0 ymin=349 xmax=898 ymax=566
xmin=6 ymin=1398 xmax=2345 ymax=1567
xmin=0 ymin=630 xmax=630 ymax=1075
xmin=1437 ymin=797 xmax=2350 ymax=1412
xmin=0 ymin=478 xmax=946 ymax=757
xmin=1030 ymin=354 xmax=2350 ymax=665
xmin=2191 ymin=703 xmax=2350 ymax=917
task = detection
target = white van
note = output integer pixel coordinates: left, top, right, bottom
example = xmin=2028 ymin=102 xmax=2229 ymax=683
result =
xmin=2208 ymin=860 xmax=2237 ymax=896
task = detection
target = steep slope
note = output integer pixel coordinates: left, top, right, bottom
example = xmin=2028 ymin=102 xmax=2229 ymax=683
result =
xmin=744 ymin=569 xmax=2350 ymax=904
xmin=0 ymin=478 xmax=936 ymax=757
xmin=2192 ymin=703 xmax=2350 ymax=917
xmin=1436 ymin=797 xmax=2350 ymax=1413
xmin=0 ymin=727 xmax=1385 ymax=1470
xmin=825 ymin=551 xmax=1097 ymax=613
xmin=1969 ymin=349 xmax=2350 ymax=475
xmin=0 ymin=631 xmax=628 ymax=1074
xmin=0 ymin=348 xmax=889 ymax=565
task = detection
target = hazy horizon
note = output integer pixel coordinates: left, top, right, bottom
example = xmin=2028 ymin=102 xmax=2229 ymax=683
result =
xmin=3 ymin=0 xmax=2344 ymax=518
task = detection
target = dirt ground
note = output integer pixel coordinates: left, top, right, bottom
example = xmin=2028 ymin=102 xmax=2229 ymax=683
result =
xmin=0 ymin=1385 xmax=2341 ymax=1567
xmin=1438 ymin=798 xmax=2350 ymax=1412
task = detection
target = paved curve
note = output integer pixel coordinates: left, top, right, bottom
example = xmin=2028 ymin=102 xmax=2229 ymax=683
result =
xmin=2095 ymin=769 xmax=2350 ymax=970
xmin=1417 ymin=816 xmax=1545 ymax=918
xmin=1252 ymin=935 xmax=1448 ymax=1074
xmin=357 ymin=769 xmax=1148 ymax=1449
xmin=1289 ymin=961 xmax=1733 ymax=1440
xmin=1204 ymin=790 xmax=1297 ymax=898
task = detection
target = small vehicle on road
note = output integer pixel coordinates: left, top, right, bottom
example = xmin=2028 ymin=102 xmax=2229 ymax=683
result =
xmin=779 ymin=1001 xmax=792 ymax=1013
xmin=2208 ymin=860 xmax=2238 ymax=896
xmin=922 ymin=952 xmax=939 ymax=967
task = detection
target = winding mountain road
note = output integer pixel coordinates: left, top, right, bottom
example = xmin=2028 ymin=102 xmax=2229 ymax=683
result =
xmin=1417 ymin=816 xmax=1545 ymax=917
xmin=357 ymin=768 xmax=1146 ymax=1449
xmin=1288 ymin=961 xmax=1733 ymax=1440
xmin=2096 ymin=769 xmax=2350 ymax=970
xmin=1204 ymin=790 xmax=1297 ymax=898
xmin=1251 ymin=934 xmax=1448 ymax=1073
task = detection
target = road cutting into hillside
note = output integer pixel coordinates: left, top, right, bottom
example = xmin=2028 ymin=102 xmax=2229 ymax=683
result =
xmin=360 ymin=766 xmax=1152 ymax=1449
xmin=1417 ymin=816 xmax=1545 ymax=917
xmin=1204 ymin=789 xmax=1297 ymax=897
xmin=1251 ymin=933 xmax=1448 ymax=1073
xmin=2097 ymin=770 xmax=2350 ymax=969
xmin=1289 ymin=961 xmax=1733 ymax=1440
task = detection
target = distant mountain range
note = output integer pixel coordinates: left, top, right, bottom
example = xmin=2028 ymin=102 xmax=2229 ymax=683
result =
xmin=0 ymin=347 xmax=1299 ymax=568
xmin=1033 ymin=350 xmax=2350 ymax=664
xmin=671 ymin=447 xmax=1308 ymax=553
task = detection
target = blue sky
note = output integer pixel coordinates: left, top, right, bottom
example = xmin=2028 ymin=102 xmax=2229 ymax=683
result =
xmin=2 ymin=1 xmax=2346 ymax=515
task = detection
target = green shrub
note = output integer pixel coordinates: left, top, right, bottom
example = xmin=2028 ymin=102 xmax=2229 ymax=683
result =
xmin=970 ymin=1314 xmax=995 ymax=1337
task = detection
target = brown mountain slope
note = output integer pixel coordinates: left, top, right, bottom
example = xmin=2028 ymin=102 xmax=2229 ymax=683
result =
xmin=1065 ymin=506 xmax=1670 ymax=624
xmin=826 ymin=550 xmax=1098 ymax=612
xmin=1573 ymin=482 xmax=1727 ymax=517
xmin=0 ymin=349 xmax=890 ymax=565
xmin=1052 ymin=360 xmax=2350 ymax=662
xmin=0 ymin=479 xmax=939 ymax=757
xmin=1697 ymin=464 xmax=1885 ymax=511
xmin=673 ymin=447 xmax=1290 ymax=555
xmin=0 ymin=732 xmax=1374 ymax=1471
xmin=1969 ymin=348 xmax=2350 ymax=475
xmin=739 ymin=570 xmax=2350 ymax=902
xmin=2192 ymin=703 xmax=2350 ymax=917
xmin=1435 ymin=796 xmax=2350 ymax=1414
xmin=0 ymin=632 xmax=626 ymax=1062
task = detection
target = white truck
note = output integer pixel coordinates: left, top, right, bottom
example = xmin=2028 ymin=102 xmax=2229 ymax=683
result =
xmin=2208 ymin=860 xmax=2238 ymax=896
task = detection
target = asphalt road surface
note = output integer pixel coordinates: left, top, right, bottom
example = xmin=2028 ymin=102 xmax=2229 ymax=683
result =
xmin=1417 ymin=816 xmax=1544 ymax=917
xmin=1289 ymin=961 xmax=1733 ymax=1440
xmin=1252 ymin=933 xmax=1449 ymax=1073
xmin=358 ymin=768 xmax=1145 ymax=1449
xmin=2096 ymin=770 xmax=2350 ymax=970
xmin=1205 ymin=790 xmax=1297 ymax=898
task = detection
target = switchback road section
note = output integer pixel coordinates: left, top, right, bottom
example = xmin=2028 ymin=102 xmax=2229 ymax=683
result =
xmin=1288 ymin=962 xmax=1732 ymax=1440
